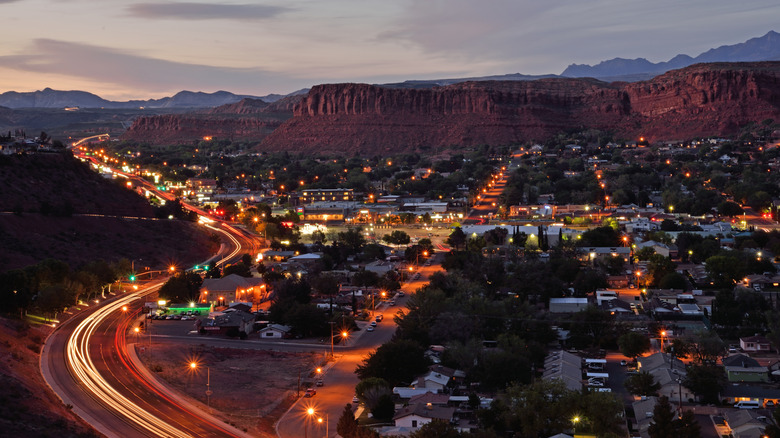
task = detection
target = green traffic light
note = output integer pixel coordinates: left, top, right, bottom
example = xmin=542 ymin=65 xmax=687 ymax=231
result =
xmin=204 ymin=265 xmax=210 ymax=271
xmin=129 ymin=275 xmax=136 ymax=281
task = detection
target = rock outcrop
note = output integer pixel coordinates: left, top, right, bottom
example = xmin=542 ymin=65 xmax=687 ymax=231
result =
xmin=259 ymin=62 xmax=780 ymax=154
xmin=122 ymin=98 xmax=292 ymax=144
xmin=123 ymin=62 xmax=780 ymax=153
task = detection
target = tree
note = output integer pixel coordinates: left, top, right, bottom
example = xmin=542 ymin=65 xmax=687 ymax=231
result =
xmin=647 ymin=396 xmax=676 ymax=438
xmin=337 ymin=403 xmax=358 ymax=438
xmin=624 ymin=371 xmax=661 ymax=397
xmin=409 ymin=420 xmax=461 ymax=438
xmin=371 ymin=393 xmax=395 ymax=421
xmin=159 ymin=272 xmax=203 ymax=303
xmin=718 ymin=200 xmax=744 ymax=217
xmin=355 ymin=339 xmax=429 ymax=387
xmin=382 ymin=230 xmax=411 ymax=246
xmin=446 ymin=227 xmax=467 ymax=250
xmin=618 ymin=332 xmax=651 ymax=361
xmin=675 ymin=410 xmax=701 ymax=438
xmin=682 ymin=364 xmax=724 ymax=404
xmin=222 ymin=262 xmax=251 ymax=277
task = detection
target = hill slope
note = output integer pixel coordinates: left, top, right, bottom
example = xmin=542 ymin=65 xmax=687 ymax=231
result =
xmin=0 ymin=152 xmax=214 ymax=271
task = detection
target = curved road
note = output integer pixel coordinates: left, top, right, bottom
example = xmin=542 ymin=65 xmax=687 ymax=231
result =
xmin=43 ymin=284 xmax=249 ymax=438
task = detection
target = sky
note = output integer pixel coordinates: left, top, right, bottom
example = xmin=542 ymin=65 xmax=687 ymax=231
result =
xmin=1 ymin=0 xmax=778 ymax=100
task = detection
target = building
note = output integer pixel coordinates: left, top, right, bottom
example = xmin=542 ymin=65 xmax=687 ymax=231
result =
xmin=542 ymin=350 xmax=583 ymax=391
xmin=199 ymin=274 xmax=265 ymax=306
xmin=549 ymin=297 xmax=589 ymax=313
xmin=393 ymin=403 xmax=455 ymax=430
xmin=258 ymin=324 xmax=292 ymax=338
xmin=723 ymin=354 xmax=769 ymax=383
xmin=300 ymin=188 xmax=354 ymax=203
xmin=740 ymin=335 xmax=772 ymax=353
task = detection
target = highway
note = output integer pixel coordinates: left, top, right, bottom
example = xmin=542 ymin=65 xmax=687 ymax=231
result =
xmin=56 ymin=136 xmax=446 ymax=436
xmin=42 ymin=284 xmax=250 ymax=438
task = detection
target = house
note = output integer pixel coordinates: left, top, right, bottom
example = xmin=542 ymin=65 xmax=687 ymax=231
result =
xmin=720 ymin=384 xmax=780 ymax=405
xmin=723 ymin=409 xmax=773 ymax=438
xmin=258 ymin=323 xmax=292 ymax=338
xmin=638 ymin=352 xmax=686 ymax=374
xmin=411 ymin=371 xmax=450 ymax=391
xmin=607 ymin=275 xmax=631 ymax=288
xmin=203 ymin=309 xmax=257 ymax=335
xmin=549 ymin=298 xmax=589 ymax=313
xmin=542 ymin=350 xmax=583 ymax=391
xmin=631 ymin=396 xmax=660 ymax=438
xmin=408 ymin=392 xmax=449 ymax=407
xmin=600 ymin=299 xmax=633 ymax=314
xmin=199 ymin=274 xmax=265 ymax=305
xmin=723 ymin=354 xmax=769 ymax=383
xmin=740 ymin=335 xmax=772 ymax=353
xmin=393 ymin=403 xmax=455 ymax=430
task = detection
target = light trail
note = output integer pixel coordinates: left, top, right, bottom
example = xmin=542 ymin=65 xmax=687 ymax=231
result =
xmin=66 ymin=287 xmax=192 ymax=438
xmin=203 ymin=223 xmax=243 ymax=267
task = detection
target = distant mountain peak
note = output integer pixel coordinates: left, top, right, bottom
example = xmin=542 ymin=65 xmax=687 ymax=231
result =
xmin=561 ymin=30 xmax=780 ymax=81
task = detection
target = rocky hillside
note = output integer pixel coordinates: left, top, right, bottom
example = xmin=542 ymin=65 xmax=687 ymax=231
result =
xmin=121 ymin=62 xmax=780 ymax=154
xmin=0 ymin=317 xmax=99 ymax=437
xmin=0 ymin=152 xmax=215 ymax=271
xmin=258 ymin=62 xmax=780 ymax=154
xmin=122 ymin=97 xmax=293 ymax=144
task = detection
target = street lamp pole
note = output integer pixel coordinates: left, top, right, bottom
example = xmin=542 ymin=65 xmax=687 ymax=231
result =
xmin=329 ymin=321 xmax=335 ymax=358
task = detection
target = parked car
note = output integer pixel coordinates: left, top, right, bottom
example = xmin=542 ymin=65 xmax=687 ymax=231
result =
xmin=304 ymin=388 xmax=316 ymax=397
xmin=620 ymin=360 xmax=627 ymax=366
xmin=366 ymin=326 xmax=374 ymax=332
xmin=370 ymin=321 xmax=377 ymax=327
xmin=352 ymin=395 xmax=359 ymax=403
xmin=316 ymin=380 xmax=324 ymax=387
xmin=375 ymin=315 xmax=383 ymax=322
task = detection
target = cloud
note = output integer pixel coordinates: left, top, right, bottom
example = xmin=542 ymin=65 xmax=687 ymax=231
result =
xmin=0 ymin=39 xmax=295 ymax=95
xmin=0 ymin=0 xmax=22 ymax=3
xmin=379 ymin=0 xmax=780 ymax=74
xmin=126 ymin=2 xmax=290 ymax=21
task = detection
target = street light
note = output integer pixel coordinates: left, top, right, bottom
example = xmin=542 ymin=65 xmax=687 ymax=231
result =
xmin=305 ymin=407 xmax=315 ymax=438
xmin=189 ymin=361 xmax=211 ymax=409
xmin=317 ymin=414 xmax=329 ymax=438
xmin=572 ymin=416 xmax=580 ymax=433
xmin=660 ymin=330 xmax=667 ymax=352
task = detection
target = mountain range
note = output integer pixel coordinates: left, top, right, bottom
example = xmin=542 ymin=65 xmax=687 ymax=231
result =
xmin=561 ymin=30 xmax=780 ymax=81
xmin=0 ymin=89 xmax=274 ymax=110
xmin=1 ymin=31 xmax=777 ymax=110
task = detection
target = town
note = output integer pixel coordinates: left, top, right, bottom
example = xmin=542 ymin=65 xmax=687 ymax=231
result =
xmin=3 ymin=123 xmax=780 ymax=437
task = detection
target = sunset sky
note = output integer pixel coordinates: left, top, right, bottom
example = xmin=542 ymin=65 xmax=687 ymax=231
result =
xmin=1 ymin=0 xmax=778 ymax=100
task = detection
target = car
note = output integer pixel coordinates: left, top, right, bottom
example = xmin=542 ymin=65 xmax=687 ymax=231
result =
xmin=316 ymin=380 xmax=324 ymax=387
xmin=390 ymin=300 xmax=396 ymax=306
xmin=767 ymin=400 xmax=776 ymax=407
xmin=370 ymin=321 xmax=377 ymax=327
xmin=352 ymin=395 xmax=359 ymax=403
xmin=588 ymin=379 xmax=605 ymax=387
xmin=366 ymin=326 xmax=374 ymax=332
xmin=180 ymin=316 xmax=191 ymax=321
xmin=398 ymin=291 xmax=404 ymax=297
xmin=620 ymin=360 xmax=627 ymax=366
xmin=304 ymin=388 xmax=316 ymax=397
xmin=375 ymin=315 xmax=383 ymax=322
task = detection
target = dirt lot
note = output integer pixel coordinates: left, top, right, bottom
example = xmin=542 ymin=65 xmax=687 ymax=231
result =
xmin=140 ymin=343 xmax=322 ymax=437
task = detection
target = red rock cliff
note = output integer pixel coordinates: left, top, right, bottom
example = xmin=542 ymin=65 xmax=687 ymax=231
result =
xmin=260 ymin=62 xmax=780 ymax=154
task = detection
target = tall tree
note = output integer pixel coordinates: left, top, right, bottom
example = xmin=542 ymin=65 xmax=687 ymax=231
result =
xmin=647 ymin=396 xmax=676 ymax=438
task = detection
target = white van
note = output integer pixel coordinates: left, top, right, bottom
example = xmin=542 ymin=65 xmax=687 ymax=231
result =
xmin=734 ymin=401 xmax=760 ymax=409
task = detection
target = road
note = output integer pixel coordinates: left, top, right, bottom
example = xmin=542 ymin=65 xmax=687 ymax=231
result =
xmin=42 ymin=283 xmax=250 ymax=438
xmin=464 ymin=152 xmax=521 ymax=224
xmin=274 ymin=254 xmax=443 ymax=438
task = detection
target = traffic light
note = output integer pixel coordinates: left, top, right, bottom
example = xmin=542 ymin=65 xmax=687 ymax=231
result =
xmin=129 ymin=274 xmax=136 ymax=282
xmin=194 ymin=265 xmax=200 ymax=270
